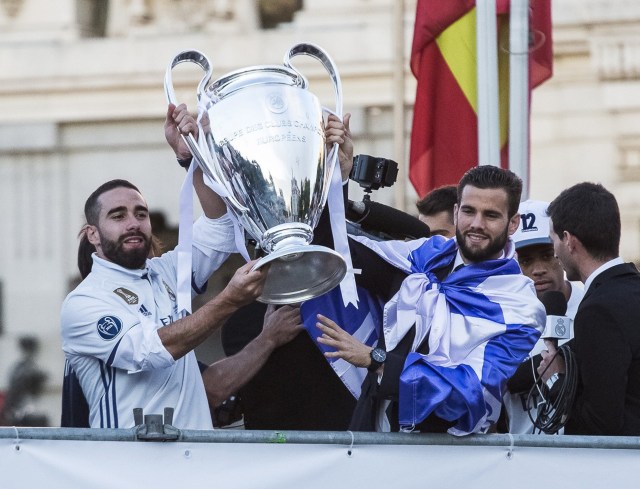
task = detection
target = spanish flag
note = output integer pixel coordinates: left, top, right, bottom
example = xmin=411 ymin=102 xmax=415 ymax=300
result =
xmin=409 ymin=0 xmax=553 ymax=197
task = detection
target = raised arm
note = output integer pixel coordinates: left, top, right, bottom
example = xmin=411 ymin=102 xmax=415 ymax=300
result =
xmin=157 ymin=260 xmax=266 ymax=360
xmin=164 ymin=103 xmax=227 ymax=218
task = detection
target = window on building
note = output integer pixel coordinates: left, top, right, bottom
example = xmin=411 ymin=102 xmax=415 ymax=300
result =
xmin=77 ymin=0 xmax=109 ymax=38
xmin=258 ymin=0 xmax=302 ymax=29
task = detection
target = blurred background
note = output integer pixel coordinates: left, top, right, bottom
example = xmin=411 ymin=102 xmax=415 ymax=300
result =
xmin=1 ymin=0 xmax=639 ymax=425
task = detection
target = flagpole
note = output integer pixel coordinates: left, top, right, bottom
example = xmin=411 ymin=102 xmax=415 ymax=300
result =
xmin=509 ymin=0 xmax=530 ymax=198
xmin=393 ymin=0 xmax=406 ymax=211
xmin=476 ymin=0 xmax=500 ymax=166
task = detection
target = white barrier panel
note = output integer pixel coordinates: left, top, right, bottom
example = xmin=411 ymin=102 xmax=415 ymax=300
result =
xmin=0 ymin=435 xmax=638 ymax=489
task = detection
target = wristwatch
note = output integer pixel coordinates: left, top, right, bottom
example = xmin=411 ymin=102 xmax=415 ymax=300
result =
xmin=368 ymin=347 xmax=387 ymax=372
xmin=177 ymin=156 xmax=193 ymax=169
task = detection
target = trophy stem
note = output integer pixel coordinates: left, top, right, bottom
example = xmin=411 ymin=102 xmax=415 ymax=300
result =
xmin=251 ymin=244 xmax=346 ymax=305
xmin=260 ymin=222 xmax=313 ymax=255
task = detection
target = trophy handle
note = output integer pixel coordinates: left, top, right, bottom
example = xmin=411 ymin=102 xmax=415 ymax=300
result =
xmin=164 ymin=50 xmax=212 ymax=167
xmin=283 ymin=43 xmax=343 ymax=118
xmin=164 ymin=50 xmax=247 ymax=213
xmin=284 ymin=43 xmax=343 ymax=204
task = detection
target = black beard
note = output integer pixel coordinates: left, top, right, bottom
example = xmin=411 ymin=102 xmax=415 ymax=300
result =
xmin=456 ymin=225 xmax=508 ymax=262
xmin=101 ymin=233 xmax=151 ymax=269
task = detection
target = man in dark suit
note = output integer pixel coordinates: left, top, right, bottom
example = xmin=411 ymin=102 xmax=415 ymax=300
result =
xmin=540 ymin=182 xmax=640 ymax=435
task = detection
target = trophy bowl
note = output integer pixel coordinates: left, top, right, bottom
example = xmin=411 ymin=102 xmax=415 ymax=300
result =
xmin=165 ymin=44 xmax=347 ymax=304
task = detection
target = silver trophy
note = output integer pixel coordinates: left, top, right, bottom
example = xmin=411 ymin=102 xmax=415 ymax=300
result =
xmin=165 ymin=43 xmax=347 ymax=304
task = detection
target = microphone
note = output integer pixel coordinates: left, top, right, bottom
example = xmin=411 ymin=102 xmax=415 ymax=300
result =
xmin=507 ymin=291 xmax=571 ymax=395
xmin=539 ymin=290 xmax=572 ymax=350
xmin=531 ymin=291 xmax=578 ymax=434
xmin=346 ymin=199 xmax=430 ymax=240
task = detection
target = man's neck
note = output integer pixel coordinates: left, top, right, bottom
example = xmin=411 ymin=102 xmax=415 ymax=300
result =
xmin=579 ymin=255 xmax=617 ymax=284
xmin=562 ymin=280 xmax=573 ymax=302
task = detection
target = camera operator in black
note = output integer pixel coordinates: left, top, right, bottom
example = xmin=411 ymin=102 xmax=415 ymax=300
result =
xmin=219 ymin=114 xmax=430 ymax=429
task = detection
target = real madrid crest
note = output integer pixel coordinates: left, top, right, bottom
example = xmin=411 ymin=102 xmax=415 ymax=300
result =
xmin=163 ymin=281 xmax=177 ymax=302
xmin=554 ymin=317 xmax=566 ymax=337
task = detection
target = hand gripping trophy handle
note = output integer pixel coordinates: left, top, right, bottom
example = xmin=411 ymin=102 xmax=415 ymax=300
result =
xmin=164 ymin=50 xmax=247 ymax=213
xmin=283 ymin=43 xmax=357 ymax=307
xmin=284 ymin=43 xmax=343 ymax=210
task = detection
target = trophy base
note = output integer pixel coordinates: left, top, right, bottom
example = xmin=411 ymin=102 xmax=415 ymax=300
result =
xmin=251 ymin=245 xmax=347 ymax=304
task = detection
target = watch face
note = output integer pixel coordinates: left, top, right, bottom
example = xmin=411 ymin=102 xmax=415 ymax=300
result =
xmin=371 ymin=348 xmax=386 ymax=363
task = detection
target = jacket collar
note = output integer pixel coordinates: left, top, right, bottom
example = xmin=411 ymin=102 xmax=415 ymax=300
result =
xmin=583 ymin=260 xmax=636 ymax=300
xmin=583 ymin=257 xmax=623 ymax=292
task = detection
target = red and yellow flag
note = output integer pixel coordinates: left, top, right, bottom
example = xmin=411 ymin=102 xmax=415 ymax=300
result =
xmin=409 ymin=0 xmax=553 ymax=197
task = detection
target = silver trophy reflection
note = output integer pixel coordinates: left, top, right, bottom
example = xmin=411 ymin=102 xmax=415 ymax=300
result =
xmin=165 ymin=44 xmax=347 ymax=304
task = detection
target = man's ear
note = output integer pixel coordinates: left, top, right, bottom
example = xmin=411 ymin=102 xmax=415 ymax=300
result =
xmin=453 ymin=203 xmax=459 ymax=227
xmin=86 ymin=225 xmax=100 ymax=247
xmin=508 ymin=213 xmax=521 ymax=236
xmin=564 ymin=231 xmax=580 ymax=253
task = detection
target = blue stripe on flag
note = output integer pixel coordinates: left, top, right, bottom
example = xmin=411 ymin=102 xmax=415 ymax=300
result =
xmin=399 ymin=354 xmax=486 ymax=432
xmin=409 ymin=235 xmax=456 ymax=275
xmin=301 ymin=285 xmax=384 ymax=355
xmin=445 ymin=287 xmax=506 ymax=324
xmin=481 ymin=322 xmax=542 ymax=400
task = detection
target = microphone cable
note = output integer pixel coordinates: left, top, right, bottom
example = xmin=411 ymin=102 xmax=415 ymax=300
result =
xmin=525 ymin=344 xmax=578 ymax=434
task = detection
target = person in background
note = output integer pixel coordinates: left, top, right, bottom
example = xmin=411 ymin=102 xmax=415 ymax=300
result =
xmin=0 ymin=336 xmax=49 ymax=426
xmin=416 ymin=185 xmax=457 ymax=238
xmin=502 ymin=199 xmax=584 ymax=434
xmin=217 ymin=113 xmax=360 ymax=430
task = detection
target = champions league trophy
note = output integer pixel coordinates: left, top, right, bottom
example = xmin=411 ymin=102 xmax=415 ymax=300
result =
xmin=165 ymin=44 xmax=348 ymax=304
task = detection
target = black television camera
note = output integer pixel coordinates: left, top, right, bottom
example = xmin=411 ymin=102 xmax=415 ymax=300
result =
xmin=349 ymin=154 xmax=398 ymax=193
xmin=346 ymin=154 xmax=430 ymax=241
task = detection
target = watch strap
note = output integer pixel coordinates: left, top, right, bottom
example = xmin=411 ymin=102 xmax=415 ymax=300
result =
xmin=177 ymin=156 xmax=193 ymax=169
xmin=545 ymin=372 xmax=560 ymax=390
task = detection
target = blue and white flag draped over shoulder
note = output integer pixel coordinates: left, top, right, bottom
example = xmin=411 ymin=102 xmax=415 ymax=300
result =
xmin=351 ymin=234 xmax=545 ymax=436
xmin=301 ymin=285 xmax=384 ymax=399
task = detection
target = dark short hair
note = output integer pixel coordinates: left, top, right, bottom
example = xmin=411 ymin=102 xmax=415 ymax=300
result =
xmin=547 ymin=182 xmax=620 ymax=260
xmin=457 ymin=166 xmax=522 ymax=218
xmin=416 ymin=185 xmax=457 ymax=223
xmin=84 ymin=179 xmax=140 ymax=225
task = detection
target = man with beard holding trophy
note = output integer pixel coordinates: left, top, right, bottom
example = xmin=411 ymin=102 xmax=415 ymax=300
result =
xmin=60 ymin=104 xmax=354 ymax=429
xmin=60 ymin=104 xmax=278 ymax=430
